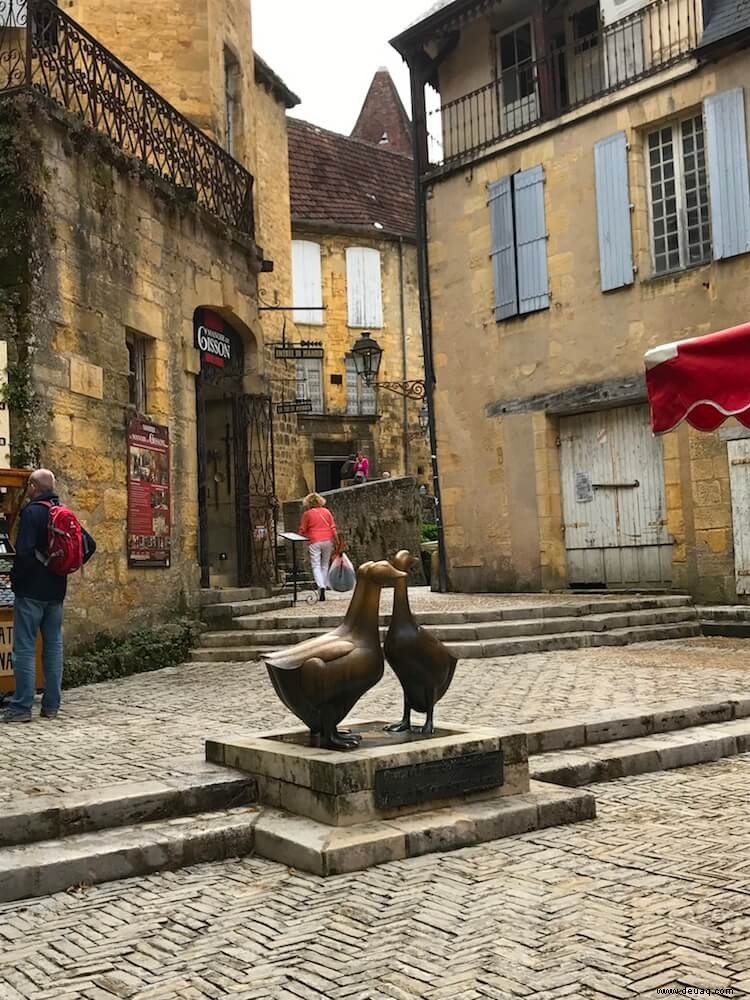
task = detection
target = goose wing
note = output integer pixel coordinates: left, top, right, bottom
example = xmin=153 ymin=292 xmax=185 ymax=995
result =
xmin=264 ymin=637 xmax=355 ymax=671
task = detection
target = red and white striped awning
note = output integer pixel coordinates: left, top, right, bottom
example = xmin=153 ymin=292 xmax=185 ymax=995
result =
xmin=645 ymin=322 xmax=750 ymax=434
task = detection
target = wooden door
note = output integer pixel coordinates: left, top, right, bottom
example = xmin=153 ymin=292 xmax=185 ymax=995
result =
xmin=560 ymin=405 xmax=672 ymax=586
xmin=728 ymin=439 xmax=750 ymax=595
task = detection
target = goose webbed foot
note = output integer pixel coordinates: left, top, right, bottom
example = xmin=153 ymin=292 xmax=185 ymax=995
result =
xmin=384 ymin=719 xmax=411 ymax=733
xmin=412 ymin=707 xmax=435 ymax=736
xmin=322 ymin=729 xmax=360 ymax=751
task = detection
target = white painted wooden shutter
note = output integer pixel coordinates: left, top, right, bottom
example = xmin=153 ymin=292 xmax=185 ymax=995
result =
xmin=296 ymin=358 xmax=324 ymax=413
xmin=704 ymin=88 xmax=750 ymax=260
xmin=347 ymin=247 xmax=383 ymax=327
xmin=488 ymin=177 xmax=517 ymax=321
xmin=292 ymin=240 xmax=323 ymax=325
xmin=513 ymin=166 xmax=550 ymax=314
xmin=594 ymin=132 xmax=634 ymax=291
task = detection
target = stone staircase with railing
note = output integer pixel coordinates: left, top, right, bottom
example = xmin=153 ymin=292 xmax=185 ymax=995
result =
xmin=193 ymin=593 xmax=700 ymax=664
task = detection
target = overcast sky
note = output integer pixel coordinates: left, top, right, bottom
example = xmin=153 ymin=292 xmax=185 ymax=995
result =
xmin=252 ymin=1 xmax=431 ymax=134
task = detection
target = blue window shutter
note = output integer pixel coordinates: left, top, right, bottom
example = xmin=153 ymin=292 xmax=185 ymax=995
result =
xmin=488 ymin=177 xmax=518 ymax=320
xmin=513 ymin=165 xmax=550 ymax=314
xmin=594 ymin=132 xmax=634 ymax=291
xmin=704 ymin=88 xmax=750 ymax=260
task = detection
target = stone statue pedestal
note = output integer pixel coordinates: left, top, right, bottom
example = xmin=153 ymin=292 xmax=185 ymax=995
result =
xmin=206 ymin=722 xmax=595 ymax=876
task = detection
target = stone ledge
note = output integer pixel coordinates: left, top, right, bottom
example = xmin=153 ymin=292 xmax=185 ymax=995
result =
xmin=251 ymin=781 xmax=595 ymax=876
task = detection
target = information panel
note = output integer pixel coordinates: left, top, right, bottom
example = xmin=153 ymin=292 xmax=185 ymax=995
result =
xmin=127 ymin=418 xmax=171 ymax=568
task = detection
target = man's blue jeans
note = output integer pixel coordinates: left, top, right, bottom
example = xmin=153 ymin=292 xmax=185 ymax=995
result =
xmin=9 ymin=597 xmax=64 ymax=715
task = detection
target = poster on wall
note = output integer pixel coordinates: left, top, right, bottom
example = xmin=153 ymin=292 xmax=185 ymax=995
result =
xmin=127 ymin=418 xmax=171 ymax=568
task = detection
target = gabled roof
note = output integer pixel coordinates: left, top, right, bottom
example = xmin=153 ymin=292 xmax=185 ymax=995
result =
xmin=698 ymin=0 xmax=750 ymax=52
xmin=287 ymin=119 xmax=416 ymax=239
xmin=351 ymin=68 xmax=413 ymax=156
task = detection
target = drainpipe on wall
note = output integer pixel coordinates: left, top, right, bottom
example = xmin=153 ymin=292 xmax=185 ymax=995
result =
xmin=408 ymin=55 xmax=449 ymax=593
xmin=398 ymin=236 xmax=409 ymax=476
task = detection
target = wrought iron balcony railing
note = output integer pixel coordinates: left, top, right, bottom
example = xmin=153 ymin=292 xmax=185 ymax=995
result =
xmin=430 ymin=0 xmax=703 ymax=168
xmin=0 ymin=0 xmax=254 ymax=235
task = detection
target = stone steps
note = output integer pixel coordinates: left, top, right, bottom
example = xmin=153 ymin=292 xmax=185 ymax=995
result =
xmin=200 ymin=587 xmax=269 ymax=607
xmin=0 ymin=760 xmax=256 ymax=850
xmin=189 ymin=620 xmax=699 ymax=663
xmin=197 ymin=607 xmax=697 ymax=649
xmin=0 ymin=807 xmax=259 ymax=904
xmin=230 ymin=594 xmax=694 ymax=632
xmin=699 ymin=604 xmax=750 ymax=638
xmin=530 ymin=717 xmax=750 ymax=787
xmin=202 ymin=595 xmax=293 ymax=624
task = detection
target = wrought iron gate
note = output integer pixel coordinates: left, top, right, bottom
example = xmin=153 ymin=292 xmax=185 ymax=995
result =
xmin=233 ymin=394 xmax=277 ymax=586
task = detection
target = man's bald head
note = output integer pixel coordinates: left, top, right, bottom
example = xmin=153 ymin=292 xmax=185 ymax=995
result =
xmin=29 ymin=469 xmax=55 ymax=496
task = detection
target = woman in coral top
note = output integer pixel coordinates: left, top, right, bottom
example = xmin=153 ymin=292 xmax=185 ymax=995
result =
xmin=299 ymin=493 xmax=339 ymax=602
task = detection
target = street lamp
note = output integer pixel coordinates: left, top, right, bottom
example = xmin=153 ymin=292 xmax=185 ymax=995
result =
xmin=351 ymin=332 xmax=426 ymax=400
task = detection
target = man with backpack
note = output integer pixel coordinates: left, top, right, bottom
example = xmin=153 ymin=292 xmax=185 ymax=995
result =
xmin=1 ymin=469 xmax=95 ymax=723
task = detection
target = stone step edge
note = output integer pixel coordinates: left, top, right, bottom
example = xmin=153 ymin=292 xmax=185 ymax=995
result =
xmin=530 ymin=716 xmax=750 ymax=788
xmin=189 ymin=621 xmax=701 ymax=662
xmin=203 ymin=597 xmax=294 ymax=620
xmin=199 ymin=607 xmax=697 ymax=646
xmin=223 ymin=595 xmax=695 ymax=630
xmin=0 ymin=763 xmax=256 ymax=850
xmin=525 ymin=692 xmax=750 ymax=754
xmin=0 ymin=783 xmax=595 ymax=901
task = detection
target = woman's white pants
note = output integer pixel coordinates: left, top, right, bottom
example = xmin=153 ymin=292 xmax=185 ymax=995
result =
xmin=308 ymin=540 xmax=334 ymax=589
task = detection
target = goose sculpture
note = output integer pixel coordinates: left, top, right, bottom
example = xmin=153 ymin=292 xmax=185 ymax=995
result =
xmin=384 ymin=550 xmax=458 ymax=735
xmin=264 ymin=559 xmax=406 ymax=750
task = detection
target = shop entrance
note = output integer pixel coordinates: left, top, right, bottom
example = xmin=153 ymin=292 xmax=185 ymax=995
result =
xmin=195 ymin=308 xmax=277 ymax=589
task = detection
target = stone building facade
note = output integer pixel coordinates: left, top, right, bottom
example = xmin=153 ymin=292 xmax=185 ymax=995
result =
xmin=0 ymin=0 xmax=308 ymax=635
xmin=395 ymin=0 xmax=750 ymax=602
xmin=287 ymin=77 xmax=431 ymax=494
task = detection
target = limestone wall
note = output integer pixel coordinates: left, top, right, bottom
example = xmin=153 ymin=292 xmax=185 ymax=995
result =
xmin=282 ymin=477 xmax=426 ymax=586
xmin=426 ymin=48 xmax=750 ymax=600
xmin=291 ymin=230 xmax=431 ymax=489
xmin=6 ymin=100 xmax=271 ymax=637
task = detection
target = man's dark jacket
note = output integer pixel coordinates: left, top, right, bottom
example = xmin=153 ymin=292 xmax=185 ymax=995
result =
xmin=10 ymin=492 xmax=68 ymax=602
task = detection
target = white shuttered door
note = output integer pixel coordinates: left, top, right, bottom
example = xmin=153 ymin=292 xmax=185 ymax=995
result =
xmin=560 ymin=405 xmax=672 ymax=586
xmin=346 ymin=247 xmax=383 ymax=328
xmin=292 ymin=241 xmax=323 ymax=325
xmin=728 ymin=440 xmax=750 ymax=595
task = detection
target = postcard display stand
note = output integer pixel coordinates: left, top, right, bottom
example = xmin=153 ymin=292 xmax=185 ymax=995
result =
xmin=0 ymin=469 xmax=43 ymax=697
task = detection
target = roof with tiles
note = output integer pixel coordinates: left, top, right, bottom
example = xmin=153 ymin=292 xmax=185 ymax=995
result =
xmin=287 ymin=119 xmax=416 ymax=239
xmin=351 ymin=68 xmax=413 ymax=156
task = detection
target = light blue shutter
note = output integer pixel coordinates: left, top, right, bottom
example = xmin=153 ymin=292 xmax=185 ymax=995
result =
xmin=513 ymin=165 xmax=550 ymax=313
xmin=488 ymin=177 xmax=517 ymax=320
xmin=704 ymin=88 xmax=750 ymax=260
xmin=594 ymin=132 xmax=634 ymax=291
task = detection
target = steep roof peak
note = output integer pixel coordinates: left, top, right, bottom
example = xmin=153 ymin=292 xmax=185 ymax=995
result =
xmin=350 ymin=68 xmax=413 ymax=157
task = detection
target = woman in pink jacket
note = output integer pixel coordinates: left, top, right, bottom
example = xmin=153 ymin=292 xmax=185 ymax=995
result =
xmin=299 ymin=493 xmax=339 ymax=602
xmin=353 ymin=452 xmax=369 ymax=483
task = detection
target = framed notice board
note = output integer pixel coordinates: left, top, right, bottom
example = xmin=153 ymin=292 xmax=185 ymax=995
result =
xmin=127 ymin=418 xmax=171 ymax=568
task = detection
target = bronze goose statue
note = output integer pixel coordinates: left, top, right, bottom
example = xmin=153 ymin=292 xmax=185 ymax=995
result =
xmin=384 ymin=550 xmax=458 ymax=735
xmin=264 ymin=559 xmax=406 ymax=751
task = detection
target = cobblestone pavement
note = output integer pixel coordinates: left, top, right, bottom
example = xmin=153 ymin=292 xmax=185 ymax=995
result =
xmin=1 ymin=756 xmax=750 ymax=999
xmin=1 ymin=637 xmax=750 ymax=804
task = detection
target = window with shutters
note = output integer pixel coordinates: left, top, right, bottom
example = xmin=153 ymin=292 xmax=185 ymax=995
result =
xmin=646 ymin=114 xmax=711 ymax=275
xmin=346 ymin=247 xmax=383 ymax=328
xmin=345 ymin=357 xmax=377 ymax=416
xmin=296 ymin=358 xmax=324 ymax=414
xmin=292 ymin=241 xmax=324 ymax=326
xmin=488 ymin=165 xmax=549 ymax=321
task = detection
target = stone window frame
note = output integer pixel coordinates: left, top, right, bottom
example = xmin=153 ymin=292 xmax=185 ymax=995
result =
xmin=126 ymin=331 xmax=150 ymax=414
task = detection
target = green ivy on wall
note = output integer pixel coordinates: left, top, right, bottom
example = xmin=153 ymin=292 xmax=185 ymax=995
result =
xmin=0 ymin=97 xmax=48 ymax=468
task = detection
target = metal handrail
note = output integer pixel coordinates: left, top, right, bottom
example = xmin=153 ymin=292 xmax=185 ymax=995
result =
xmin=431 ymin=0 xmax=702 ymax=167
xmin=0 ymin=0 xmax=254 ymax=235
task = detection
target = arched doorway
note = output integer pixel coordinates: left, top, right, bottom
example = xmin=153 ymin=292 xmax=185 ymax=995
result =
xmin=194 ymin=308 xmax=277 ymax=589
